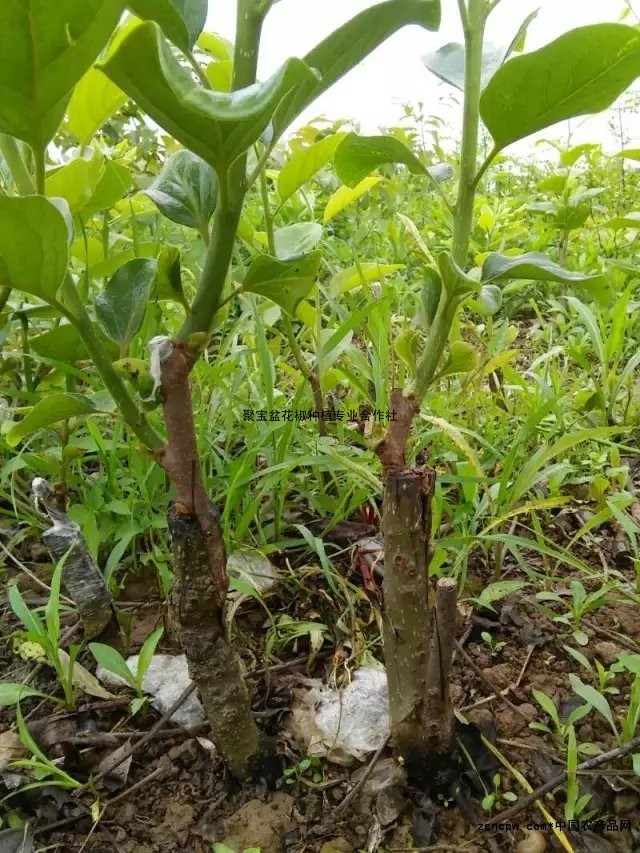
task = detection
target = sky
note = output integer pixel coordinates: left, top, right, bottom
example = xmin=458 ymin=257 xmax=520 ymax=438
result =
xmin=207 ymin=0 xmax=640 ymax=155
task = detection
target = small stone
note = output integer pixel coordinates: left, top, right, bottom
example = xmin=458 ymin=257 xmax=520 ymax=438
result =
xmin=466 ymin=708 xmax=494 ymax=728
xmin=517 ymin=703 xmax=538 ymax=721
xmin=516 ymin=828 xmax=546 ymax=853
xmin=593 ymin=641 xmax=621 ymax=665
xmin=352 ymin=758 xmax=405 ymax=794
xmin=320 ymin=838 xmax=353 ymax=853
xmin=375 ymin=786 xmax=405 ymax=826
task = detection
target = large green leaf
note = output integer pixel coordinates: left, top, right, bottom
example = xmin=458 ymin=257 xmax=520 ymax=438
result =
xmin=334 ymin=134 xmax=427 ymax=187
xmin=128 ymin=0 xmax=207 ymax=51
xmin=100 ymin=22 xmax=318 ymax=174
xmin=0 ymin=196 xmax=70 ymax=303
xmin=271 ymin=0 xmax=441 ymax=139
xmin=0 ymin=0 xmax=124 ymax=149
xmin=154 ymin=246 xmax=188 ymax=307
xmin=482 ymin=252 xmax=605 ymax=287
xmin=330 ymin=262 xmax=404 ymax=296
xmin=274 ymin=223 xmax=323 ymax=260
xmin=243 ymin=252 xmax=321 ymax=315
xmin=170 ymin=0 xmax=207 ymax=48
xmin=67 ymin=68 xmax=128 ymax=144
xmin=143 ymin=149 xmax=217 ymax=231
xmin=480 ymin=24 xmax=640 ymax=152
xmin=323 ymin=177 xmax=383 ymax=223
xmin=79 ymin=161 xmax=132 ymax=219
xmin=45 ymin=151 xmax=105 ymax=215
xmin=7 ymin=394 xmax=98 ymax=447
xmin=31 ymin=323 xmax=118 ymax=364
xmin=95 ymin=258 xmax=157 ymax=350
xmin=278 ymin=133 xmax=347 ymax=203
xmin=603 ymin=212 xmax=640 ymax=230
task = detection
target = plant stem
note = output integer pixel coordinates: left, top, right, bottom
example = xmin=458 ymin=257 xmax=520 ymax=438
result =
xmin=187 ymin=51 xmax=212 ymax=90
xmin=59 ymin=276 xmax=162 ymax=449
xmin=259 ymin=166 xmax=276 ymax=254
xmin=0 ymin=135 xmax=35 ymax=194
xmin=451 ymin=0 xmax=486 ymax=267
xmin=178 ymin=0 xmax=264 ymax=340
xmin=34 ymin=146 xmax=46 ymax=196
xmin=414 ymin=294 xmax=458 ymax=403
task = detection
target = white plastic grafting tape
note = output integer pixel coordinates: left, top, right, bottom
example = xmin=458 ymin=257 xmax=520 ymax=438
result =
xmin=148 ymin=335 xmax=174 ymax=398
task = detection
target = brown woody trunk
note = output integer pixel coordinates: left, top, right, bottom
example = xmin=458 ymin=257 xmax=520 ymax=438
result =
xmin=167 ymin=504 xmax=260 ymax=777
xmin=153 ymin=338 xmax=260 ymax=778
xmin=376 ymin=390 xmax=456 ymax=760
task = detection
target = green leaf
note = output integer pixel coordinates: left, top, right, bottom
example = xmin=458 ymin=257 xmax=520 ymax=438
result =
xmin=154 ymin=246 xmax=187 ymax=307
xmin=482 ymin=252 xmax=605 ymax=287
xmin=31 ymin=323 xmax=118 ymax=367
xmin=271 ymin=0 xmax=441 ymax=138
xmin=278 ymin=133 xmax=346 ymax=202
xmin=0 ymin=683 xmax=48 ymax=707
xmin=89 ymin=642 xmax=137 ymax=690
xmin=329 ymin=262 xmax=403 ymax=296
xmin=477 ymin=284 xmax=502 ymax=315
xmin=6 ymin=393 xmax=98 ymax=447
xmin=435 ymin=340 xmax=479 ymax=380
xmin=197 ymin=32 xmax=233 ymax=61
xmin=8 ymin=584 xmax=45 ymax=638
xmin=127 ymin=0 xmax=190 ymax=51
xmin=603 ymin=212 xmax=640 ymax=230
xmin=565 ymin=297 xmax=605 ymax=364
xmin=0 ymin=0 xmax=124 ymax=149
xmin=45 ymin=150 xmax=105 ymax=215
xmin=131 ymin=0 xmax=207 ymax=51
xmin=45 ymin=555 xmax=65 ymax=650
xmin=136 ymin=627 xmax=164 ymax=690
xmin=334 ymin=133 xmax=427 ymax=187
xmin=243 ymin=252 xmax=321 ymax=315
xmin=170 ymin=0 xmax=207 ymax=48
xmin=569 ymin=674 xmax=617 ymax=735
xmin=323 ymin=177 xmax=383 ymax=223
xmin=560 ymin=142 xmax=601 ymax=168
xmin=206 ymin=60 xmax=233 ymax=93
xmin=414 ymin=267 xmax=442 ymax=331
xmin=438 ymin=252 xmax=479 ymax=299
xmin=57 ymin=649 xmax=115 ymax=699
xmin=614 ymin=654 xmax=640 ymax=676
xmin=395 ymin=329 xmax=420 ymax=377
xmin=480 ymin=24 xmax=640 ymax=152
xmin=100 ymin=22 xmax=318 ymax=175
xmin=0 ymin=196 xmax=70 ymax=303
xmin=532 ymin=689 xmax=560 ymax=727
xmin=95 ymin=258 xmax=157 ymax=349
xmin=143 ymin=149 xmax=217 ymax=231
xmin=616 ymin=148 xmax=640 ymax=161
xmin=473 ymin=580 xmax=528 ymax=611
xmin=67 ymin=68 xmax=128 ymax=144
xmin=274 ymin=223 xmax=323 ymax=260
xmin=31 ymin=324 xmax=88 ymax=364
xmin=80 ymin=161 xmax=132 ymax=219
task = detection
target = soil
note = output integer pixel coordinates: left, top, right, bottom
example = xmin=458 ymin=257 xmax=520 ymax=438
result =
xmin=2 ymin=509 xmax=640 ymax=853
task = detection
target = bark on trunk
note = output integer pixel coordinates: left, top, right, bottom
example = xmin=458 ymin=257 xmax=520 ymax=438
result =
xmin=151 ymin=337 xmax=261 ymax=778
xmin=168 ymin=504 xmax=260 ymax=777
xmin=376 ymin=390 xmax=456 ymax=760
